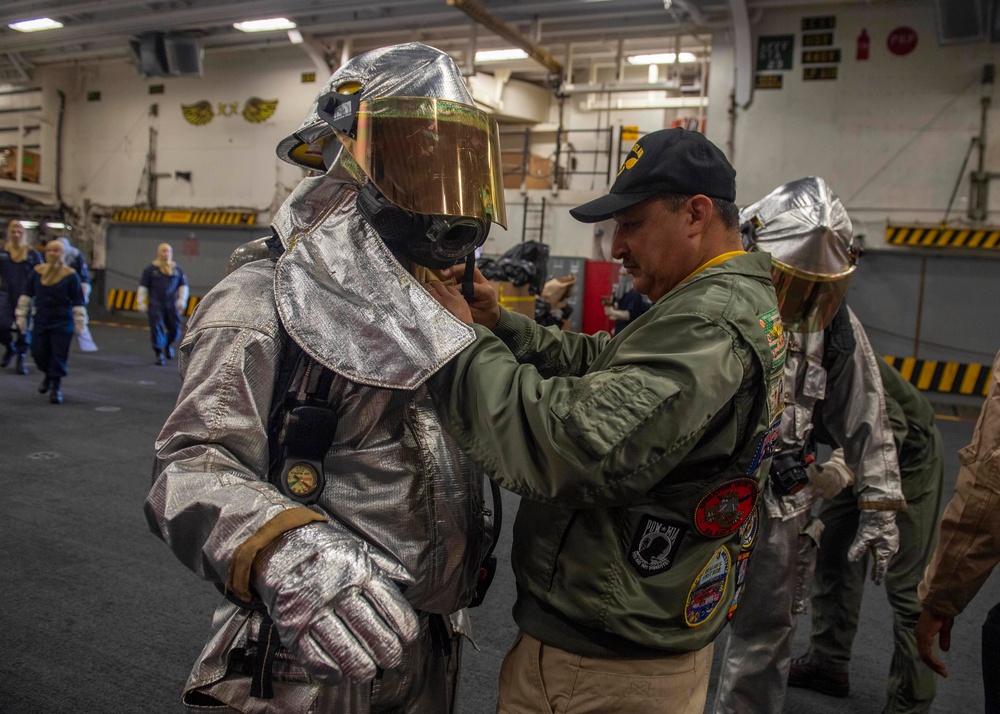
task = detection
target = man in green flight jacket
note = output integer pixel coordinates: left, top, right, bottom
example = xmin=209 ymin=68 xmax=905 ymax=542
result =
xmin=426 ymin=128 xmax=786 ymax=714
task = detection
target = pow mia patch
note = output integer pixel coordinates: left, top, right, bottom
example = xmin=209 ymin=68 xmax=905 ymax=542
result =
xmin=685 ymin=546 xmax=731 ymax=627
xmin=694 ymin=479 xmax=758 ymax=538
xmin=628 ymin=516 xmax=687 ymax=578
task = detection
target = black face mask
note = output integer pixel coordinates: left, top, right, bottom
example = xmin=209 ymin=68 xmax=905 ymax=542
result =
xmin=356 ymin=182 xmax=488 ymax=270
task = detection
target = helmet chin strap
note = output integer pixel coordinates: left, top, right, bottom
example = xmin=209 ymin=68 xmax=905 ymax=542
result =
xmin=462 ymin=253 xmax=476 ymax=302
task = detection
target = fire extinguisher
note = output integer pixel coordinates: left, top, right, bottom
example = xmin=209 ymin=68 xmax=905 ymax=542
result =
xmin=857 ymin=29 xmax=870 ymax=61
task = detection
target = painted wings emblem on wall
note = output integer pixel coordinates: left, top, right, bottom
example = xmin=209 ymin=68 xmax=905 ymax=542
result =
xmin=242 ymin=97 xmax=278 ymax=123
xmin=181 ymin=100 xmax=214 ymax=126
xmin=181 ymin=98 xmax=278 ymax=126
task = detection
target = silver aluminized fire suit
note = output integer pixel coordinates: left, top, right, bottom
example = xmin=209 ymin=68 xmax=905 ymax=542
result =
xmin=145 ymin=44 xmax=493 ymax=714
xmin=714 ymin=304 xmax=906 ymax=713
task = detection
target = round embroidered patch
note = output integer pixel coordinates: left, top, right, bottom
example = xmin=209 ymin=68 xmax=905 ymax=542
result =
xmin=694 ymin=479 xmax=758 ymax=538
xmin=685 ymin=546 xmax=731 ymax=627
xmin=739 ymin=505 xmax=759 ymax=550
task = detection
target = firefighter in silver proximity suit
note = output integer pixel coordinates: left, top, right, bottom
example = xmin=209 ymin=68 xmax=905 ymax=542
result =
xmin=144 ymin=43 xmax=506 ymax=713
xmin=713 ymin=176 xmax=906 ymax=713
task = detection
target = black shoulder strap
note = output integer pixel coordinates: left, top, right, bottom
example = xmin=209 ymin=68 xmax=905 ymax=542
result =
xmin=822 ymin=302 xmax=856 ymax=374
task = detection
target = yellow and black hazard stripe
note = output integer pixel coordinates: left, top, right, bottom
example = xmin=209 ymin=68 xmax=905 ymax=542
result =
xmin=112 ymin=208 xmax=256 ymax=225
xmin=883 ymin=356 xmax=992 ymax=396
xmin=885 ymin=224 xmax=1000 ymax=250
xmin=106 ymin=289 xmax=201 ymax=317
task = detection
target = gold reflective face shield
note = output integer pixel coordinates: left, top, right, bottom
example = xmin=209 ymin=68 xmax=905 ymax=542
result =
xmin=336 ymin=96 xmax=506 ymax=227
xmin=772 ymin=260 xmax=855 ymax=333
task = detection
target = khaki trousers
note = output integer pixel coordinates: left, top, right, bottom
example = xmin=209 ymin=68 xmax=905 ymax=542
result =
xmin=496 ymin=631 xmax=712 ymax=714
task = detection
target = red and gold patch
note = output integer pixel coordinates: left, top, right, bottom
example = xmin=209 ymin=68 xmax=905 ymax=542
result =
xmin=694 ymin=478 xmax=758 ymax=538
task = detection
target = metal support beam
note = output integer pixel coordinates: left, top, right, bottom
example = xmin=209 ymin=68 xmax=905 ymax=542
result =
xmin=446 ymin=0 xmax=563 ymax=78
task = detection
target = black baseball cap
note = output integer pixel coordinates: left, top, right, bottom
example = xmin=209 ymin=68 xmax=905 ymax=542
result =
xmin=570 ymin=128 xmax=736 ymax=223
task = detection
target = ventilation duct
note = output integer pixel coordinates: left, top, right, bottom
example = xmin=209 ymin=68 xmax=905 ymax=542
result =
xmin=932 ymin=0 xmax=995 ymax=44
xmin=129 ymin=33 xmax=204 ymax=77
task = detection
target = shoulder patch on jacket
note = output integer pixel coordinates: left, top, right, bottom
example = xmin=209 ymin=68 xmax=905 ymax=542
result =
xmin=693 ymin=479 xmax=758 ymax=538
xmin=685 ymin=546 xmax=731 ymax=626
xmin=628 ymin=515 xmax=688 ymax=578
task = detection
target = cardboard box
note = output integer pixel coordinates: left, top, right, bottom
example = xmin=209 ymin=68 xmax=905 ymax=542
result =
xmin=0 ymin=147 xmax=40 ymax=183
xmin=491 ymin=280 xmax=536 ymax=318
xmin=501 ymin=152 xmax=565 ymax=190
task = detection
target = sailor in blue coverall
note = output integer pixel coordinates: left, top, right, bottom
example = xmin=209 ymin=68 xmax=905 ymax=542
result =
xmin=0 ymin=219 xmax=43 ymax=374
xmin=15 ymin=239 xmax=87 ymax=403
xmin=137 ymin=243 xmax=188 ymax=365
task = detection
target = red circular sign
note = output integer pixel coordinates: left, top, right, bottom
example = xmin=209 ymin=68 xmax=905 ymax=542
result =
xmin=887 ymin=26 xmax=918 ymax=56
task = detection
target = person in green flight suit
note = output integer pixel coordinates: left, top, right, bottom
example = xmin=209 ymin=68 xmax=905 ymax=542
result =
xmin=790 ymin=357 xmax=944 ymax=712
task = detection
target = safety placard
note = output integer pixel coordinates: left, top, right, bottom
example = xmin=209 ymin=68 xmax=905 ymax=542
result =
xmin=802 ymin=32 xmax=835 ymax=47
xmin=755 ymin=74 xmax=783 ymax=90
xmin=801 ymin=16 xmax=836 ymax=31
xmin=802 ymin=49 xmax=841 ymax=64
xmin=757 ymin=35 xmax=794 ymax=71
xmin=803 ymin=67 xmax=838 ymax=81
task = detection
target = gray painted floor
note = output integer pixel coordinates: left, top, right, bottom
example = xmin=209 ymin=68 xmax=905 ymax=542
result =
xmin=1 ymin=320 xmax=995 ymax=713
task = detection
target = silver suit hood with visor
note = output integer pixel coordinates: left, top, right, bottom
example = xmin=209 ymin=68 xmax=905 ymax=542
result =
xmin=269 ymin=43 xmax=507 ymax=389
xmin=740 ymin=176 xmax=857 ymax=333
xmin=276 ymin=42 xmax=506 ymax=229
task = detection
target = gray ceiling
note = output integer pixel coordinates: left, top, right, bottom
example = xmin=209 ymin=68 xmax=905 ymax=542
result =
xmin=0 ymin=0 xmax=737 ymax=85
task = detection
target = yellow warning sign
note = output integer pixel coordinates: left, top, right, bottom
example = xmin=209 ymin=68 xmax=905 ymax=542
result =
xmin=112 ymin=208 xmax=256 ymax=225
xmin=885 ymin=224 xmax=1000 ymax=250
xmin=884 ymin=356 xmax=992 ymax=396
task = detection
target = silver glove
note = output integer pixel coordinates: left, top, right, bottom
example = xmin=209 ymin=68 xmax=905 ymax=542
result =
xmin=253 ymin=522 xmax=419 ymax=683
xmin=807 ymin=448 xmax=854 ymax=500
xmin=846 ymin=509 xmax=900 ymax=584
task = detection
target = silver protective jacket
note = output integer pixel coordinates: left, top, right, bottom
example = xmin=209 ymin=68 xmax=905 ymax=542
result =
xmin=765 ymin=305 xmax=905 ymax=519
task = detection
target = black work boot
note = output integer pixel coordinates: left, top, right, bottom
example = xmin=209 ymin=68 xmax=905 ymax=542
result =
xmin=49 ymin=378 xmax=62 ymax=404
xmin=15 ymin=354 xmax=27 ymax=375
xmin=38 ymin=376 xmax=51 ymax=393
xmin=788 ymin=657 xmax=849 ymax=698
xmin=154 ymin=349 xmax=165 ymax=366
xmin=0 ymin=345 xmax=12 ymax=368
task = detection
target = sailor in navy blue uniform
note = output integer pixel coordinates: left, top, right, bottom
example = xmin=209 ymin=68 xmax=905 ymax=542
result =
xmin=0 ymin=219 xmax=43 ymax=374
xmin=137 ymin=243 xmax=188 ymax=365
xmin=15 ymin=239 xmax=87 ymax=404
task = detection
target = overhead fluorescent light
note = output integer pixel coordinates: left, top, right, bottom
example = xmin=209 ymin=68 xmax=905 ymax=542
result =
xmin=45 ymin=222 xmax=67 ymax=229
xmin=475 ymin=48 xmax=529 ymax=62
xmin=286 ymin=29 xmax=303 ymax=44
xmin=9 ymin=18 xmax=64 ymax=32
xmin=19 ymin=220 xmax=39 ymax=228
xmin=233 ymin=18 xmax=296 ymax=33
xmin=627 ymin=52 xmax=697 ymax=65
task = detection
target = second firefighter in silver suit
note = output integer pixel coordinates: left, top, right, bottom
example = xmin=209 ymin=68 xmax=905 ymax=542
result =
xmin=714 ymin=177 xmax=906 ymax=713
xmin=145 ymin=43 xmax=507 ymax=713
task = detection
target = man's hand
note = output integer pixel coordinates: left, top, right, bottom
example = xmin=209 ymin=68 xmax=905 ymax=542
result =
xmin=425 ymin=281 xmax=473 ymax=324
xmin=605 ymin=305 xmax=630 ymax=321
xmin=847 ymin=509 xmax=900 ymax=584
xmin=915 ymin=607 xmax=953 ymax=677
xmin=429 ymin=265 xmax=500 ymax=329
